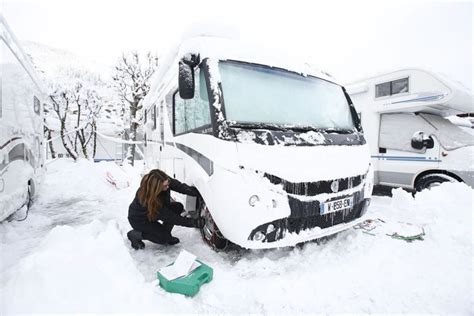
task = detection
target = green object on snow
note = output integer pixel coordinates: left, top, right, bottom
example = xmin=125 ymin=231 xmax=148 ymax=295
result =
xmin=387 ymin=227 xmax=426 ymax=242
xmin=157 ymin=260 xmax=213 ymax=297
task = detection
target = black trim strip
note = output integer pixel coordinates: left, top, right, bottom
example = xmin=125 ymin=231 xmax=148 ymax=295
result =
xmin=0 ymin=137 xmax=22 ymax=150
xmin=264 ymin=171 xmax=366 ymax=196
xmin=230 ymin=129 xmax=366 ymax=146
xmin=174 ymin=143 xmax=214 ymax=176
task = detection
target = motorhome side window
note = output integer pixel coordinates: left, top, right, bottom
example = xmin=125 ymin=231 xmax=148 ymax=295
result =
xmin=375 ymin=77 xmax=409 ymax=98
xmin=173 ymin=68 xmax=211 ymax=135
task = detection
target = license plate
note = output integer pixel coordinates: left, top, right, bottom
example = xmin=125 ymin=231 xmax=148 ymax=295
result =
xmin=320 ymin=197 xmax=353 ymax=215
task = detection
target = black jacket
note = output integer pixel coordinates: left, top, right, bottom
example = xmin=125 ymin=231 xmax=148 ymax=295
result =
xmin=128 ymin=178 xmax=198 ymax=227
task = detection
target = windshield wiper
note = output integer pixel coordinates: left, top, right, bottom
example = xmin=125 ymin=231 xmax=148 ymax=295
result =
xmin=286 ymin=126 xmax=353 ymax=134
xmin=323 ymin=128 xmax=354 ymax=134
xmin=229 ymin=122 xmax=354 ymax=134
xmin=229 ymin=122 xmax=286 ymax=131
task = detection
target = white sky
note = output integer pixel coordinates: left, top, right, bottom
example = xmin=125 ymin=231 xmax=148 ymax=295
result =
xmin=1 ymin=0 xmax=473 ymax=88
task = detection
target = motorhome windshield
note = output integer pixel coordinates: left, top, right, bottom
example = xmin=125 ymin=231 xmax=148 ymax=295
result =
xmin=218 ymin=61 xmax=355 ymax=131
xmin=420 ymin=113 xmax=474 ymax=150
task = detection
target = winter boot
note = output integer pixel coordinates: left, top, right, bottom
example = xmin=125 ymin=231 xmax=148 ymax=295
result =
xmin=167 ymin=236 xmax=180 ymax=245
xmin=127 ymin=230 xmax=145 ymax=250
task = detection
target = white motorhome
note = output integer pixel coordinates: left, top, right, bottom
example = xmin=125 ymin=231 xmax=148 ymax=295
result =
xmin=0 ymin=15 xmax=46 ymax=221
xmin=143 ymin=36 xmax=373 ymax=249
xmin=347 ymin=68 xmax=474 ymax=191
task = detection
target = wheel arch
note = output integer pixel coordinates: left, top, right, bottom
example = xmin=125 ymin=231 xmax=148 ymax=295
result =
xmin=413 ymin=169 xmax=463 ymax=187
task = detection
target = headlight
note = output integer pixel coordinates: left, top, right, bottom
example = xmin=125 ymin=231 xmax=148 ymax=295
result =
xmin=249 ymin=195 xmax=260 ymax=207
xmin=253 ymin=231 xmax=265 ymax=241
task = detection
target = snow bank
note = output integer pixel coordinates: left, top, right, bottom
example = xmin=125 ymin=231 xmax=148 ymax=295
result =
xmin=2 ymin=221 xmax=161 ymax=313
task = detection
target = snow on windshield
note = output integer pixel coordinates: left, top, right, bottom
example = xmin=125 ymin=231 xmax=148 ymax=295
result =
xmin=219 ymin=61 xmax=354 ymax=130
xmin=380 ymin=113 xmax=474 ymax=152
xmin=420 ymin=113 xmax=474 ymax=150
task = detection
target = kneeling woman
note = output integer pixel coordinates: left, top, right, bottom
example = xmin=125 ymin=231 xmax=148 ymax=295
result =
xmin=127 ymin=169 xmax=204 ymax=249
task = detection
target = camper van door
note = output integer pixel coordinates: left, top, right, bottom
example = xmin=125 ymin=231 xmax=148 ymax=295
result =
xmin=377 ymin=113 xmax=440 ymax=187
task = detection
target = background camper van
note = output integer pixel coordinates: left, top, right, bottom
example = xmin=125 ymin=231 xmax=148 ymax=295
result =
xmin=346 ymin=68 xmax=474 ymax=192
xmin=142 ymin=36 xmax=373 ymax=250
xmin=0 ymin=15 xmax=46 ymax=221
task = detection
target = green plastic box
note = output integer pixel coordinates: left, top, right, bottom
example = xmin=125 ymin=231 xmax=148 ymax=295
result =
xmin=157 ymin=260 xmax=213 ymax=297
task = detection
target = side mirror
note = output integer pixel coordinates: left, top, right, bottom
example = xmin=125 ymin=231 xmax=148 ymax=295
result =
xmin=178 ymin=61 xmax=194 ymax=99
xmin=411 ymin=131 xmax=434 ymax=150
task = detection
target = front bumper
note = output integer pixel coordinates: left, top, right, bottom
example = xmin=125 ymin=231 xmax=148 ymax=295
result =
xmin=248 ymin=197 xmax=370 ymax=246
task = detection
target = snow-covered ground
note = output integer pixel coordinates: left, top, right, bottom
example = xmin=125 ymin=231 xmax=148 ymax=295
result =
xmin=0 ymin=159 xmax=472 ymax=314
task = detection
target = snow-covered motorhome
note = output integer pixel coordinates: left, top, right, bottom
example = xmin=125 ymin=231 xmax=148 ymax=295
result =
xmin=142 ymin=36 xmax=373 ymax=249
xmin=0 ymin=15 xmax=46 ymax=221
xmin=346 ymin=68 xmax=474 ymax=191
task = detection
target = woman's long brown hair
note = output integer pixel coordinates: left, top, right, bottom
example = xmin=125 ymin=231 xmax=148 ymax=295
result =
xmin=137 ymin=169 xmax=170 ymax=221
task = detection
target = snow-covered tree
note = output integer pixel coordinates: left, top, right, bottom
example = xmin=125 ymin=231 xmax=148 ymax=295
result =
xmin=24 ymin=42 xmax=116 ymax=161
xmin=113 ymin=52 xmax=158 ymax=166
xmin=47 ymin=75 xmax=104 ymax=160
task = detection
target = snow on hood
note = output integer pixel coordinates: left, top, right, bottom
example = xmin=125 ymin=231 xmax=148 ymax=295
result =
xmin=235 ymin=141 xmax=370 ymax=182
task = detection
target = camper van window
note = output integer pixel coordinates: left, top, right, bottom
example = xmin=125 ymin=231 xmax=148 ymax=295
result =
xmin=375 ymin=77 xmax=409 ymax=98
xmin=173 ymin=68 xmax=211 ymax=135
xmin=375 ymin=82 xmax=391 ymax=98
xmin=219 ymin=61 xmax=355 ymax=130
xmin=391 ymin=78 xmax=409 ymax=95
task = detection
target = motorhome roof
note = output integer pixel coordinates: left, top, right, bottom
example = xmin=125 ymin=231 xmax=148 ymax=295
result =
xmin=346 ymin=68 xmax=473 ymax=116
xmin=143 ymin=36 xmax=338 ymax=111
xmin=347 ymin=67 xmax=471 ymax=96
xmin=178 ymin=36 xmax=336 ymax=83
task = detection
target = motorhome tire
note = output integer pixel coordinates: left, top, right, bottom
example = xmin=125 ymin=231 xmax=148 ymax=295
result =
xmin=197 ymin=197 xmax=229 ymax=250
xmin=415 ymin=174 xmax=457 ymax=192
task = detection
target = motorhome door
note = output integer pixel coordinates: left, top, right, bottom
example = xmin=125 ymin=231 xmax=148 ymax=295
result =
xmin=376 ymin=113 xmax=440 ymax=188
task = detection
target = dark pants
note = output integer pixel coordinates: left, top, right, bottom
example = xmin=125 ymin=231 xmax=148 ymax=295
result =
xmin=128 ymin=202 xmax=184 ymax=245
